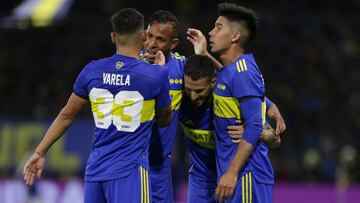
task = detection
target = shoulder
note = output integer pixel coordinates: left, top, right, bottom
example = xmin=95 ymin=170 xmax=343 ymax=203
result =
xmin=170 ymin=52 xmax=186 ymax=62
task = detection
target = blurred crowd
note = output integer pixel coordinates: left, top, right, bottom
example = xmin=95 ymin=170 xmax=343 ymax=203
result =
xmin=0 ymin=0 xmax=359 ymax=184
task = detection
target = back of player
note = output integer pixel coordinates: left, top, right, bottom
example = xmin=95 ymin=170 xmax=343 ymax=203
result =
xmin=74 ymin=9 xmax=171 ymax=203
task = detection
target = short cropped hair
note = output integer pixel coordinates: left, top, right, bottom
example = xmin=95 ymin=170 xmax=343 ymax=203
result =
xmin=218 ymin=3 xmax=258 ymax=42
xmin=184 ymin=55 xmax=216 ymax=81
xmin=148 ymin=10 xmax=180 ymax=38
xmin=111 ymin=8 xmax=144 ymax=35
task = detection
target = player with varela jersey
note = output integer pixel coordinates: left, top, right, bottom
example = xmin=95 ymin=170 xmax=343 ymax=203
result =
xmin=23 ymin=8 xmax=172 ymax=203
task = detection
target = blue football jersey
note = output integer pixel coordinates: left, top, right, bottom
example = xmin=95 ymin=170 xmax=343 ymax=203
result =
xmin=73 ymin=54 xmax=171 ymax=181
xmin=149 ymin=52 xmax=186 ymax=167
xmin=213 ymin=53 xmax=274 ymax=185
xmin=179 ymin=96 xmax=217 ymax=188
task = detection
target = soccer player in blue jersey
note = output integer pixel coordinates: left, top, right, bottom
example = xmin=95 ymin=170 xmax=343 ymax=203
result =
xmin=206 ymin=3 xmax=277 ymax=202
xmin=179 ymin=55 xmax=282 ymax=203
xmin=23 ymin=8 xmax=172 ymax=203
xmin=142 ymin=10 xmax=185 ymax=203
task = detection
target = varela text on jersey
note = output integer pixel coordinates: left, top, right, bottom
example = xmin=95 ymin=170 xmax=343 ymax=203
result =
xmin=103 ymin=73 xmax=130 ymax=86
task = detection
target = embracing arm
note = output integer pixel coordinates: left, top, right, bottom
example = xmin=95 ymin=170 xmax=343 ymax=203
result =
xmin=215 ymin=97 xmax=263 ymax=202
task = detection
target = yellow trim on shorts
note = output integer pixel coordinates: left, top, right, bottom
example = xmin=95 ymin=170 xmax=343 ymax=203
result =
xmin=140 ymin=166 xmax=150 ymax=203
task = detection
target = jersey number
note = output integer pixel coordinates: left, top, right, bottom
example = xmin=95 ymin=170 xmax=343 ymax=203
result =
xmin=89 ymin=88 xmax=144 ymax=132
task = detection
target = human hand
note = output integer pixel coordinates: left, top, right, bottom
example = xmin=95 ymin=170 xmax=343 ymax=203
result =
xmin=23 ymin=152 xmax=45 ymax=186
xmin=227 ymin=120 xmax=244 ymax=144
xmin=215 ymin=170 xmax=238 ymax=202
xmin=187 ymin=28 xmax=208 ymax=55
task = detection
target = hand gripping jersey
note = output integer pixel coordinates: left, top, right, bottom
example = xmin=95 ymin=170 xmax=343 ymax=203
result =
xmin=73 ymin=54 xmax=171 ymax=182
xmin=149 ymin=52 xmax=186 ymax=167
xmin=213 ymin=53 xmax=274 ymax=185
xmin=179 ymin=96 xmax=217 ymax=189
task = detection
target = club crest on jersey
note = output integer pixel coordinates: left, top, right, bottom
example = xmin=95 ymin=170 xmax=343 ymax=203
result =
xmin=116 ymin=61 xmax=124 ymax=69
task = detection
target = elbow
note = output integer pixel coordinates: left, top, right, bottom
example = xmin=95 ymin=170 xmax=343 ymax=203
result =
xmin=155 ymin=106 xmax=172 ymax=127
xmin=156 ymin=112 xmax=172 ymax=127
xmin=58 ymin=106 xmax=77 ymax=122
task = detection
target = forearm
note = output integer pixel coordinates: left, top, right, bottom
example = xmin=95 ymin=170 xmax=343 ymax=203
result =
xmin=227 ymin=140 xmax=254 ymax=174
xmin=205 ymin=52 xmax=223 ymax=71
xmin=35 ymin=108 xmax=77 ymax=156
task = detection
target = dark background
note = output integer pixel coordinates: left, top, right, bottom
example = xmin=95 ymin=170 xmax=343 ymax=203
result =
xmin=1 ymin=0 xmax=359 ymax=185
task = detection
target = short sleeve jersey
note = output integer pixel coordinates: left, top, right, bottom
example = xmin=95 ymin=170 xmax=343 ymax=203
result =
xmin=73 ymin=54 xmax=171 ymax=181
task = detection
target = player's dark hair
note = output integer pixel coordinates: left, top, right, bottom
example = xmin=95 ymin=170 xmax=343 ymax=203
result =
xmin=184 ymin=55 xmax=216 ymax=81
xmin=218 ymin=3 xmax=258 ymax=42
xmin=111 ymin=8 xmax=144 ymax=35
xmin=148 ymin=10 xmax=180 ymax=38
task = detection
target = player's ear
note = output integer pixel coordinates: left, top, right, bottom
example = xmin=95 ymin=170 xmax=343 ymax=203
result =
xmin=141 ymin=30 xmax=146 ymax=42
xmin=231 ymin=32 xmax=241 ymax=43
xmin=170 ymin=37 xmax=179 ymax=50
xmin=110 ymin=32 xmax=116 ymax=44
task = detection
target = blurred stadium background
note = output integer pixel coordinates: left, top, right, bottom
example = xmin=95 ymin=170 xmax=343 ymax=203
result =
xmin=0 ymin=0 xmax=359 ymax=202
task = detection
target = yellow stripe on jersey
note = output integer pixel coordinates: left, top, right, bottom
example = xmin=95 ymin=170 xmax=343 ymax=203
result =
xmin=261 ymin=101 xmax=266 ymax=125
xmin=239 ymin=60 xmax=245 ymax=72
xmin=170 ymin=90 xmax=183 ymax=110
xmin=213 ymin=93 xmax=241 ymax=119
xmin=91 ymin=98 xmax=106 ymax=119
xmin=236 ymin=61 xmax=241 ymax=72
xmin=242 ymin=59 xmax=248 ymax=71
xmin=214 ymin=93 xmax=266 ymax=123
xmin=141 ymin=100 xmax=155 ymax=122
xmin=91 ymin=98 xmax=155 ymax=123
xmin=180 ymin=123 xmax=215 ymax=149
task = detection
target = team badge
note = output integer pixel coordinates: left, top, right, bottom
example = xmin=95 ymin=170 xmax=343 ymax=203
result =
xmin=116 ymin=61 xmax=124 ymax=69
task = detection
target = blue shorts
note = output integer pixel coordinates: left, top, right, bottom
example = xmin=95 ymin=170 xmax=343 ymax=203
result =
xmin=188 ymin=179 xmax=216 ymax=203
xmin=149 ymin=165 xmax=173 ymax=203
xmin=224 ymin=171 xmax=273 ymax=203
xmin=84 ymin=164 xmax=151 ymax=203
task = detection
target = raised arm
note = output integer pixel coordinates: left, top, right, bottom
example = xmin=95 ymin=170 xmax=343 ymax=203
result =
xmin=23 ymin=93 xmax=88 ymax=186
xmin=187 ymin=28 xmax=223 ymax=70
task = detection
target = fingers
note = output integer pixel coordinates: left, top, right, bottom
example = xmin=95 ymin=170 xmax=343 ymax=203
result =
xmin=187 ymin=28 xmax=201 ymax=37
xmin=37 ymin=168 xmax=43 ymax=179
xmin=215 ymin=185 xmax=225 ymax=203
xmin=235 ymin=119 xmax=243 ymax=125
xmin=228 ymin=133 xmax=242 ymax=139
xmin=24 ymin=169 xmax=36 ymax=186
xmin=227 ymin=125 xmax=243 ymax=132
xmin=228 ymin=186 xmax=234 ymax=199
xmin=186 ymin=36 xmax=196 ymax=45
xmin=154 ymin=51 xmax=165 ymax=65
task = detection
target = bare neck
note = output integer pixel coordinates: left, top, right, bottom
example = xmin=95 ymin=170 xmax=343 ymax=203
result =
xmin=116 ymin=44 xmax=142 ymax=59
xmin=219 ymin=45 xmax=245 ymax=67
